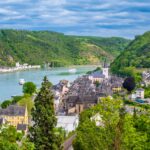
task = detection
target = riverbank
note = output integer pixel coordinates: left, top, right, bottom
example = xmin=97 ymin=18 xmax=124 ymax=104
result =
xmin=0 ymin=65 xmax=41 ymax=73
xmin=0 ymin=66 xmax=96 ymax=101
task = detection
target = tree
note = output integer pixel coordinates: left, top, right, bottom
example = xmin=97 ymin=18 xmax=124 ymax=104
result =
xmin=1 ymin=100 xmax=12 ymax=108
xmin=74 ymin=97 xmax=123 ymax=150
xmin=23 ymin=82 xmax=36 ymax=95
xmin=20 ymin=138 xmax=35 ymax=150
xmin=29 ymin=76 xmax=62 ymax=150
xmin=17 ymin=94 xmax=34 ymax=116
xmin=0 ymin=125 xmax=23 ymax=150
xmin=73 ymin=97 xmax=150 ymax=150
xmin=123 ymin=77 xmax=136 ymax=93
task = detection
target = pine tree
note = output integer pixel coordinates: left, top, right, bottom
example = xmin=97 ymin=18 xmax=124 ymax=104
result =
xmin=29 ymin=76 xmax=62 ymax=150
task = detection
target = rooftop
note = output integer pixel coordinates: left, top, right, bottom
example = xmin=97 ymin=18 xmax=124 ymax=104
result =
xmin=0 ymin=105 xmax=26 ymax=116
xmin=17 ymin=124 xmax=28 ymax=131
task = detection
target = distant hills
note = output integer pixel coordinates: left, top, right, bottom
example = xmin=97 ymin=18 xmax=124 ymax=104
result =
xmin=111 ymin=31 xmax=150 ymax=74
xmin=0 ymin=29 xmax=130 ymax=67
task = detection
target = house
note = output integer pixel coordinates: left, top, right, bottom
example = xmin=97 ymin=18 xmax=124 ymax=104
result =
xmin=88 ymin=71 xmax=105 ymax=83
xmin=111 ymin=83 xmax=122 ymax=92
xmin=65 ymin=76 xmax=99 ymax=114
xmin=53 ymin=80 xmax=69 ymax=112
xmin=136 ymin=88 xmax=145 ymax=99
xmin=56 ymin=115 xmax=79 ymax=134
xmin=0 ymin=105 xmax=28 ymax=128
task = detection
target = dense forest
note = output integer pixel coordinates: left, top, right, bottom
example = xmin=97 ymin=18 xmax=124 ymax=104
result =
xmin=0 ymin=29 xmax=130 ymax=67
xmin=111 ymin=31 xmax=150 ymax=75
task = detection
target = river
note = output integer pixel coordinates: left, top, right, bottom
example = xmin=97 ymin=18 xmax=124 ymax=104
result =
xmin=0 ymin=65 xmax=96 ymax=102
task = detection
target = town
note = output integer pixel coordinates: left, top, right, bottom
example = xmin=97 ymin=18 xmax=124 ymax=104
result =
xmin=0 ymin=62 xmax=41 ymax=73
xmin=1 ymin=62 xmax=150 ymax=149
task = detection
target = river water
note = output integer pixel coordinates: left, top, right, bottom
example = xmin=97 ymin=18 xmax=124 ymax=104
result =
xmin=0 ymin=66 xmax=96 ymax=102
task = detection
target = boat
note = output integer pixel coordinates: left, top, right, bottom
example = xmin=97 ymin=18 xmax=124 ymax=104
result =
xmin=68 ymin=68 xmax=77 ymax=73
xmin=19 ymin=79 xmax=25 ymax=85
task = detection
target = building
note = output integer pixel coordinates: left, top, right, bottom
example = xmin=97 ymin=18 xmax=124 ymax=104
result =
xmin=142 ymin=71 xmax=150 ymax=86
xmin=0 ymin=105 xmax=28 ymax=127
xmin=56 ymin=115 xmax=79 ymax=134
xmin=65 ymin=76 xmax=99 ymax=114
xmin=102 ymin=63 xmax=109 ymax=79
xmin=136 ymin=88 xmax=145 ymax=99
xmin=88 ymin=71 xmax=105 ymax=83
xmin=111 ymin=83 xmax=122 ymax=92
xmin=53 ymin=80 xmax=70 ymax=113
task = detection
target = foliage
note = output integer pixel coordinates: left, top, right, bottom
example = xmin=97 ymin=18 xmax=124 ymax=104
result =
xmin=23 ymin=82 xmax=36 ymax=95
xmin=111 ymin=31 xmax=150 ymax=75
xmin=0 ymin=126 xmax=23 ymax=150
xmin=123 ymin=77 xmax=136 ymax=92
xmin=11 ymin=96 xmax=24 ymax=104
xmin=73 ymin=97 xmax=150 ymax=150
xmin=1 ymin=100 xmax=12 ymax=108
xmin=86 ymin=66 xmax=102 ymax=74
xmin=74 ymin=97 xmax=123 ymax=150
xmin=94 ymin=81 xmax=100 ymax=87
xmin=144 ymin=86 xmax=150 ymax=98
xmin=1 ymin=94 xmax=33 ymax=116
xmin=20 ymin=138 xmax=35 ymax=150
xmin=0 ymin=125 xmax=34 ymax=150
xmin=17 ymin=94 xmax=34 ymax=115
xmin=0 ymin=29 xmax=130 ymax=67
xmin=29 ymin=76 xmax=62 ymax=150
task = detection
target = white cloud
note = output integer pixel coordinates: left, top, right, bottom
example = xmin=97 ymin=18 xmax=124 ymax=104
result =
xmin=0 ymin=0 xmax=150 ymax=38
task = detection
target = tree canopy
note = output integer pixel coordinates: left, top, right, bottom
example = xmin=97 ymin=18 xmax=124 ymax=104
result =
xmin=73 ymin=97 xmax=150 ymax=150
xmin=0 ymin=29 xmax=130 ymax=67
xmin=23 ymin=82 xmax=36 ymax=95
xmin=123 ymin=77 xmax=136 ymax=92
xmin=29 ymin=76 xmax=62 ymax=150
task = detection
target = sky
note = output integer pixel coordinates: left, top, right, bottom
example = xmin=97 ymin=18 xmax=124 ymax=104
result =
xmin=0 ymin=0 xmax=150 ymax=38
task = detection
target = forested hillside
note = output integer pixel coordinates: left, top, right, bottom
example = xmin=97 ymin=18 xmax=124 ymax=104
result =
xmin=0 ymin=29 xmax=130 ymax=67
xmin=111 ymin=31 xmax=150 ymax=75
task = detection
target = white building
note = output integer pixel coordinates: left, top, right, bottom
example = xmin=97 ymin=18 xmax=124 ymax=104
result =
xmin=56 ymin=115 xmax=79 ymax=134
xmin=16 ymin=62 xmax=20 ymax=67
xmin=102 ymin=64 xmax=109 ymax=79
xmin=136 ymin=88 xmax=145 ymax=99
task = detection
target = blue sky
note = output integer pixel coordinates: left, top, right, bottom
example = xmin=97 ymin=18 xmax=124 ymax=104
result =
xmin=0 ymin=0 xmax=150 ymax=38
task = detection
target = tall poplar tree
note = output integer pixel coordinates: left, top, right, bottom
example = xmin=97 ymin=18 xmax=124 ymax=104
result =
xmin=30 ymin=76 xmax=62 ymax=150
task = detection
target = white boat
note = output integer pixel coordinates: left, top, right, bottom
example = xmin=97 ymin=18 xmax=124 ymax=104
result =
xmin=19 ymin=79 xmax=25 ymax=85
xmin=68 ymin=68 xmax=77 ymax=73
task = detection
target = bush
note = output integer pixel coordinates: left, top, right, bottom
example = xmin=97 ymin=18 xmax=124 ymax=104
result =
xmin=23 ymin=82 xmax=36 ymax=95
xmin=1 ymin=100 xmax=12 ymax=108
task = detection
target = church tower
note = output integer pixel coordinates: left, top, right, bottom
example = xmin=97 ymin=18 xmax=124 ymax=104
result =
xmin=102 ymin=59 xmax=109 ymax=79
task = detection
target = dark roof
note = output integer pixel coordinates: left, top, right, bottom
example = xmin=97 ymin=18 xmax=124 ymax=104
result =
xmin=17 ymin=124 xmax=27 ymax=131
xmin=90 ymin=71 xmax=105 ymax=78
xmin=136 ymin=88 xmax=144 ymax=92
xmin=0 ymin=105 xmax=26 ymax=116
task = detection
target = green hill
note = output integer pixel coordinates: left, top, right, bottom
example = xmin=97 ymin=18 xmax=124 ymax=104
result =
xmin=111 ymin=31 xmax=150 ymax=75
xmin=0 ymin=29 xmax=130 ymax=67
